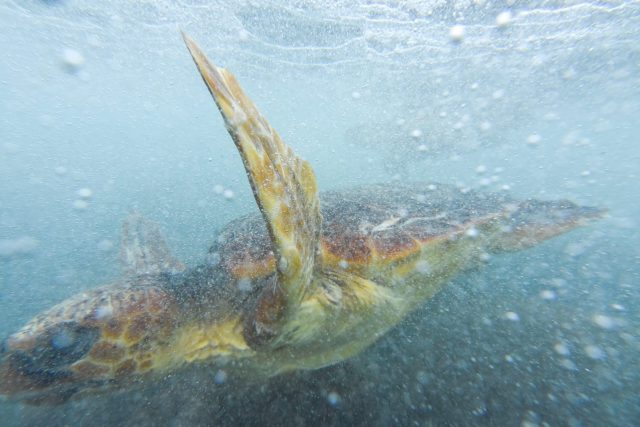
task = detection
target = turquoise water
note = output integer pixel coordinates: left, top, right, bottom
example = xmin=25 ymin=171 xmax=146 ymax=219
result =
xmin=1 ymin=1 xmax=639 ymax=425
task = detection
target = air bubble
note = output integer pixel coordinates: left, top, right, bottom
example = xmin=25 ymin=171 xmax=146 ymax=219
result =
xmin=214 ymin=184 xmax=224 ymax=194
xmin=496 ymin=11 xmax=512 ymax=28
xmin=54 ymin=166 xmax=67 ymax=176
xmin=410 ymin=129 xmax=423 ymax=139
xmin=592 ymin=314 xmax=615 ymax=330
xmin=76 ymin=188 xmax=93 ymax=199
xmin=540 ymin=290 xmax=556 ymax=300
xmin=351 ymin=91 xmax=361 ymax=99
xmin=327 ymin=391 xmax=341 ymax=406
xmin=527 ymin=134 xmax=541 ymax=146
xmin=73 ymin=199 xmax=89 ymax=210
xmin=584 ymin=345 xmax=606 ymax=360
xmin=504 ymin=311 xmax=520 ymax=321
xmin=223 ymin=189 xmax=235 ymax=199
xmin=338 ymin=260 xmax=349 ymax=269
xmin=61 ymin=48 xmax=85 ymax=73
xmin=554 ymin=342 xmax=570 ymax=356
xmin=475 ymin=165 xmax=487 ymax=174
xmin=449 ymin=25 xmax=465 ymax=42
xmin=214 ymin=370 xmax=227 ymax=384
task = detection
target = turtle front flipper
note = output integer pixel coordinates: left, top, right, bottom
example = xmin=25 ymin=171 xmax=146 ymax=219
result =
xmin=182 ymin=33 xmax=323 ymax=347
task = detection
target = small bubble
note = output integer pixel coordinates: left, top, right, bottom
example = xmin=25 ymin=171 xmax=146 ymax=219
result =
xmin=338 ymin=260 xmax=349 ymax=269
xmin=237 ymin=278 xmax=253 ymax=292
xmin=492 ymin=89 xmax=505 ymax=100
xmin=61 ymin=48 xmax=85 ymax=73
xmin=97 ymin=239 xmax=114 ymax=252
xmin=495 ymin=11 xmax=512 ymax=28
xmin=54 ymin=166 xmax=67 ymax=176
xmin=351 ymin=91 xmax=361 ymax=99
xmin=527 ymin=134 xmax=541 ymax=146
xmin=475 ymin=165 xmax=487 ymax=174
xmin=449 ymin=25 xmax=465 ymax=42
xmin=479 ymin=121 xmax=492 ymax=131
xmin=51 ymin=330 xmax=74 ymax=349
xmin=214 ymin=184 xmax=224 ymax=194
xmin=76 ymin=188 xmax=93 ymax=199
xmin=611 ymin=303 xmax=625 ymax=311
xmin=417 ymin=144 xmax=428 ymax=152
xmin=504 ymin=354 xmax=514 ymax=363
xmin=94 ymin=305 xmax=113 ymax=320
xmin=238 ymin=29 xmax=249 ymax=41
xmin=465 ymin=227 xmax=479 ymax=238
xmin=73 ymin=199 xmax=89 ymax=210
xmin=554 ymin=342 xmax=570 ymax=356
xmin=416 ymin=370 xmax=430 ymax=385
xmin=327 ymin=391 xmax=341 ymax=406
xmin=223 ymin=189 xmax=235 ymax=199
xmin=592 ymin=314 xmax=615 ymax=330
xmin=540 ymin=290 xmax=556 ymax=300
xmin=415 ymin=260 xmax=431 ymax=274
xmin=584 ymin=345 xmax=606 ymax=360
xmin=559 ymin=358 xmax=577 ymax=370
xmin=214 ymin=370 xmax=227 ymax=384
xmin=501 ymin=184 xmax=511 ymax=191
xmin=504 ymin=311 xmax=520 ymax=321
xmin=410 ymin=129 xmax=423 ymax=139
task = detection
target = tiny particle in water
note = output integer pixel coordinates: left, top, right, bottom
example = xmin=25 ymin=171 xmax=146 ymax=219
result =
xmin=396 ymin=118 xmax=406 ymax=126
xmin=584 ymin=345 xmax=606 ymax=360
xmin=338 ymin=260 xmax=349 ymax=269
xmin=427 ymin=184 xmax=437 ymax=191
xmin=492 ymin=89 xmax=505 ymax=100
xmin=73 ymin=199 xmax=89 ymax=210
xmin=410 ymin=129 xmax=423 ymax=139
xmin=592 ymin=314 xmax=615 ymax=330
xmin=470 ymin=82 xmax=479 ymax=90
xmin=504 ymin=311 xmax=520 ymax=321
xmin=504 ymin=354 xmax=514 ymax=363
xmin=51 ymin=329 xmax=74 ymax=349
xmin=415 ymin=194 xmax=426 ymax=203
xmin=417 ymin=144 xmax=428 ymax=152
xmin=206 ymin=252 xmax=221 ymax=266
xmin=416 ymin=370 xmax=430 ymax=385
xmin=580 ymin=170 xmax=591 ymax=177
xmin=94 ymin=305 xmax=113 ymax=320
xmin=465 ymin=227 xmax=479 ymax=238
xmin=214 ymin=370 xmax=227 ymax=384
xmin=415 ymin=260 xmax=431 ymax=274
xmin=237 ymin=278 xmax=252 ymax=292
xmin=238 ymin=29 xmax=249 ymax=41
xmin=479 ymin=121 xmax=492 ymax=131
xmin=213 ymin=184 xmax=224 ymax=194
xmin=327 ymin=391 xmax=341 ymax=406
xmin=559 ymin=358 xmax=577 ymax=370
xmin=527 ymin=134 xmax=541 ymax=146
xmin=351 ymin=91 xmax=361 ymax=99
xmin=76 ymin=188 xmax=93 ymax=199
xmin=540 ymin=290 xmax=556 ymax=300
xmin=61 ymin=48 xmax=85 ymax=73
xmin=97 ymin=239 xmax=114 ymax=252
xmin=495 ymin=11 xmax=512 ymax=28
xmin=554 ymin=342 xmax=570 ymax=356
xmin=54 ymin=166 xmax=67 ymax=176
xmin=449 ymin=25 xmax=465 ymax=42
xmin=223 ymin=189 xmax=235 ymax=199
xmin=475 ymin=165 xmax=487 ymax=174
xmin=501 ymin=184 xmax=511 ymax=191
xmin=611 ymin=303 xmax=625 ymax=311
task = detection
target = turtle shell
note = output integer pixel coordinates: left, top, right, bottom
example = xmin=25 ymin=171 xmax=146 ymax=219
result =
xmin=211 ymin=182 xmax=514 ymax=279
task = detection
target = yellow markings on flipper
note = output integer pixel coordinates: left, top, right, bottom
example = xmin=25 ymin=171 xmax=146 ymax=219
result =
xmin=182 ymin=33 xmax=322 ymax=346
xmin=156 ymin=318 xmax=252 ymax=369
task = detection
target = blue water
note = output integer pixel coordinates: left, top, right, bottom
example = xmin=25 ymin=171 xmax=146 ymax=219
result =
xmin=1 ymin=1 xmax=639 ymax=425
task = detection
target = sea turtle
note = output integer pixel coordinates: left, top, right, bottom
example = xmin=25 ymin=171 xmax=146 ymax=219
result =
xmin=0 ymin=33 xmax=604 ymax=405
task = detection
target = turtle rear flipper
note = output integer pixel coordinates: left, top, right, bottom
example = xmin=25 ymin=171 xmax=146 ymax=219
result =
xmin=120 ymin=212 xmax=185 ymax=277
xmin=182 ymin=33 xmax=323 ymax=347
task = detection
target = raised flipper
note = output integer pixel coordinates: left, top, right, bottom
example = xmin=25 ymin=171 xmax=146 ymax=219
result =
xmin=182 ymin=33 xmax=323 ymax=346
xmin=120 ymin=213 xmax=185 ymax=277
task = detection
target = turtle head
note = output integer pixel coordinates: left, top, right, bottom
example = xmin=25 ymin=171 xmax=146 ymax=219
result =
xmin=0 ymin=280 xmax=180 ymax=405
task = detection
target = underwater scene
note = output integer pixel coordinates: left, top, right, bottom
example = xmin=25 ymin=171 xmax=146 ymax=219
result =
xmin=1 ymin=0 xmax=639 ymax=425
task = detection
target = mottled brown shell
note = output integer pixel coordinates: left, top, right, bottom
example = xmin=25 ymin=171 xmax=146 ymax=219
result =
xmin=212 ymin=183 xmax=514 ymax=279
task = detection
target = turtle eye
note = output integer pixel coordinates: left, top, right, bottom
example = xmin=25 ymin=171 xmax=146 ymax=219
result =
xmin=32 ymin=322 xmax=100 ymax=369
